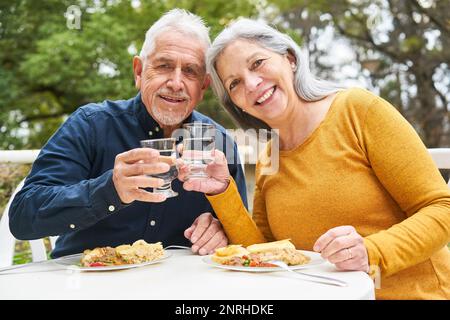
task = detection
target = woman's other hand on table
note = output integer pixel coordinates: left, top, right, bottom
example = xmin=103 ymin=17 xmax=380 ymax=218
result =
xmin=313 ymin=225 xmax=370 ymax=273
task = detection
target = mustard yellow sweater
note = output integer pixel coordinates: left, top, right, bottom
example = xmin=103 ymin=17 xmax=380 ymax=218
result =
xmin=207 ymin=88 xmax=450 ymax=300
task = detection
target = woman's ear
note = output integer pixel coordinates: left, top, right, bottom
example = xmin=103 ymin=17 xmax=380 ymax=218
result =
xmin=133 ymin=56 xmax=143 ymax=89
xmin=286 ymin=50 xmax=297 ymax=70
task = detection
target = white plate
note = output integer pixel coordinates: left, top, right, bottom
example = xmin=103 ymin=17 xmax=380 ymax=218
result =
xmin=55 ymin=251 xmax=171 ymax=271
xmin=202 ymin=250 xmax=325 ymax=272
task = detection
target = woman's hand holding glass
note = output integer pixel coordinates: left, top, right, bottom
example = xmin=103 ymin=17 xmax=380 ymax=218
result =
xmin=178 ymin=149 xmax=231 ymax=195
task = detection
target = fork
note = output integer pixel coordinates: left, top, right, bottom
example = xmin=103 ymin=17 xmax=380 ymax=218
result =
xmin=163 ymin=245 xmax=191 ymax=250
xmin=0 ymin=253 xmax=81 ymax=274
xmin=268 ymin=260 xmax=348 ymax=287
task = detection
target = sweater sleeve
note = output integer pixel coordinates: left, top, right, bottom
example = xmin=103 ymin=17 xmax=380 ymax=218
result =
xmin=206 ymin=177 xmax=266 ymax=246
xmin=361 ymin=95 xmax=450 ymax=277
xmin=251 ymin=162 xmax=276 ymax=242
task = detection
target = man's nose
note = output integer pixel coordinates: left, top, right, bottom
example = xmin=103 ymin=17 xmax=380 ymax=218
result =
xmin=167 ymin=68 xmax=184 ymax=91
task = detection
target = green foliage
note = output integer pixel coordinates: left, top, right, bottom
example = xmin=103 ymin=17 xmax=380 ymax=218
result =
xmin=12 ymin=242 xmax=32 ymax=265
xmin=0 ymin=163 xmax=34 ymax=265
xmin=0 ymin=163 xmax=31 ymax=215
xmin=400 ymin=36 xmax=425 ymax=53
xmin=268 ymin=0 xmax=450 ymax=147
xmin=0 ymin=0 xmax=259 ymax=149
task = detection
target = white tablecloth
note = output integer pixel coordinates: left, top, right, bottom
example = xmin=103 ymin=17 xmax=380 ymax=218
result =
xmin=0 ymin=249 xmax=374 ymax=300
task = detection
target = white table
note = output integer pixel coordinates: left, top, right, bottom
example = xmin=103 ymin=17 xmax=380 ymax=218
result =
xmin=0 ymin=249 xmax=374 ymax=300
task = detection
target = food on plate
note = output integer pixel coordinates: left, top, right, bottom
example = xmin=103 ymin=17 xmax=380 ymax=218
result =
xmin=80 ymin=240 xmax=164 ymax=267
xmin=80 ymin=246 xmax=117 ymax=267
xmin=211 ymin=239 xmax=310 ymax=267
xmin=211 ymin=245 xmax=250 ymax=264
xmin=115 ymin=240 xmax=164 ymax=264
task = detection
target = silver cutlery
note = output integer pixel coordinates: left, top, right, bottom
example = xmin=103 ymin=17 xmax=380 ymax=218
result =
xmin=0 ymin=253 xmax=81 ymax=274
xmin=268 ymin=260 xmax=348 ymax=287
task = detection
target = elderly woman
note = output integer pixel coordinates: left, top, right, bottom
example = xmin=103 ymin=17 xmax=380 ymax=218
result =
xmin=180 ymin=19 xmax=450 ymax=299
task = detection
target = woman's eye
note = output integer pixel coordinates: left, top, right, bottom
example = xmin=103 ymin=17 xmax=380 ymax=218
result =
xmin=229 ymin=79 xmax=239 ymax=91
xmin=251 ymin=59 xmax=264 ymax=70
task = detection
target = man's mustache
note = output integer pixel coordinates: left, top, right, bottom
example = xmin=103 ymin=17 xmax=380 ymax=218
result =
xmin=158 ymin=89 xmax=189 ymax=100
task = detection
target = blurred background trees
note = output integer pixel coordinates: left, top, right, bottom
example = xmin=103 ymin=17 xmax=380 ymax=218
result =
xmin=0 ymin=0 xmax=258 ymax=150
xmin=1 ymin=0 xmax=448 ymax=150
xmin=274 ymin=0 xmax=449 ymax=147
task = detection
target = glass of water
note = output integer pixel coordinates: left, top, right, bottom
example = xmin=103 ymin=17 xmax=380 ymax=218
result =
xmin=181 ymin=123 xmax=216 ymax=179
xmin=140 ymin=138 xmax=178 ymax=198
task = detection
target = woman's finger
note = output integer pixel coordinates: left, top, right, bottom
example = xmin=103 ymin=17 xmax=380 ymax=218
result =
xmin=327 ymin=246 xmax=356 ymax=264
xmin=313 ymin=225 xmax=356 ymax=253
xmin=320 ymin=232 xmax=362 ymax=259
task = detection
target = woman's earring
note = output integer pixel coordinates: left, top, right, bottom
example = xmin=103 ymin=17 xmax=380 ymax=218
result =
xmin=291 ymin=63 xmax=296 ymax=70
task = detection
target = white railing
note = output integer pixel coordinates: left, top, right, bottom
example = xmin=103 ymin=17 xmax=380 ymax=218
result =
xmin=428 ymin=148 xmax=450 ymax=169
xmin=0 ymin=150 xmax=40 ymax=164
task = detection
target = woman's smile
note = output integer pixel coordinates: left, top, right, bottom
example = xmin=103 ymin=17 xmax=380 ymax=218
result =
xmin=255 ymin=86 xmax=276 ymax=106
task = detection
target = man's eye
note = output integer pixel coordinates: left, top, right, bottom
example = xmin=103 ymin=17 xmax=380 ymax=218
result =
xmin=183 ymin=67 xmax=197 ymax=75
xmin=229 ymin=79 xmax=239 ymax=91
xmin=157 ymin=64 xmax=170 ymax=69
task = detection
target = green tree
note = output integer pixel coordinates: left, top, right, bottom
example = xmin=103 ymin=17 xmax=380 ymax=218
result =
xmin=269 ymin=0 xmax=450 ymax=147
xmin=0 ymin=0 xmax=259 ymax=149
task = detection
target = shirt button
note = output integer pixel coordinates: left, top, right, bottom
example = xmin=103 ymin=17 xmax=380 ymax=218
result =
xmin=149 ymin=131 xmax=153 ymax=136
xmin=155 ymin=127 xmax=160 ymax=132
xmin=108 ymin=205 xmax=115 ymax=212
xmin=69 ymin=224 xmax=76 ymax=229
xmin=150 ymin=220 xmax=156 ymax=227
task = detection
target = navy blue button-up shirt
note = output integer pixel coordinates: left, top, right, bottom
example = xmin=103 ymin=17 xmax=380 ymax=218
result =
xmin=9 ymin=93 xmax=247 ymax=258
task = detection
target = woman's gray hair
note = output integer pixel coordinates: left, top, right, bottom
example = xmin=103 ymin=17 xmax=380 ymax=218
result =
xmin=207 ymin=18 xmax=343 ymax=130
xmin=139 ymin=9 xmax=211 ymax=62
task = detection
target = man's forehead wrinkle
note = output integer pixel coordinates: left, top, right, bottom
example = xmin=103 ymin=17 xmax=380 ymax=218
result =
xmin=149 ymin=51 xmax=206 ymax=71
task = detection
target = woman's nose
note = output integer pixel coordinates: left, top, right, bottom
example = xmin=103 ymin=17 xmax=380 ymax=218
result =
xmin=244 ymin=72 xmax=262 ymax=92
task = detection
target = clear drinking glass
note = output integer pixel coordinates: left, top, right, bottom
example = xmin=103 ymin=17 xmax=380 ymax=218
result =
xmin=140 ymin=138 xmax=178 ymax=198
xmin=181 ymin=123 xmax=216 ymax=179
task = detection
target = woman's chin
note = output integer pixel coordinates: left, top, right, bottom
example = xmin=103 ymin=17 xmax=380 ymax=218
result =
xmin=252 ymin=106 xmax=286 ymax=124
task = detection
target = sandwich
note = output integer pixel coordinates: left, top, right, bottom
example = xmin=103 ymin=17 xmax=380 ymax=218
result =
xmin=211 ymin=239 xmax=310 ymax=267
xmin=211 ymin=245 xmax=250 ymax=264
xmin=246 ymin=239 xmax=310 ymax=266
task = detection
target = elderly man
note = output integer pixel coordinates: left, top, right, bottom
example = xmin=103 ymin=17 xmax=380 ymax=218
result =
xmin=9 ymin=9 xmax=247 ymax=258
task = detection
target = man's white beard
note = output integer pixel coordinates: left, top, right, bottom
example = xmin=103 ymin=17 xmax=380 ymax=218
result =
xmin=151 ymin=104 xmax=187 ymax=126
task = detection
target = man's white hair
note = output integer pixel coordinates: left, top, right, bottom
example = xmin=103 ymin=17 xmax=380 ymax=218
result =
xmin=139 ymin=9 xmax=211 ymax=61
